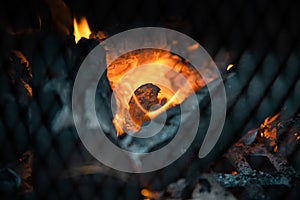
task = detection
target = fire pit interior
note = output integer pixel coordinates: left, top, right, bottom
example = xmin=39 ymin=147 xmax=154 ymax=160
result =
xmin=0 ymin=0 xmax=300 ymax=199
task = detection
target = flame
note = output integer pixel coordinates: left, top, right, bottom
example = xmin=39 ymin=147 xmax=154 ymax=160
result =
xmin=107 ymin=49 xmax=215 ymax=136
xmin=264 ymin=113 xmax=280 ymax=125
xmin=141 ymin=188 xmax=160 ymax=199
xmin=226 ymin=64 xmax=234 ymax=71
xmin=231 ymin=171 xmax=238 ymax=174
xmin=141 ymin=189 xmax=151 ymax=197
xmin=258 ymin=113 xmax=280 ymax=149
xmin=73 ymin=17 xmax=91 ymax=44
xmin=259 ymin=113 xmax=280 ymax=138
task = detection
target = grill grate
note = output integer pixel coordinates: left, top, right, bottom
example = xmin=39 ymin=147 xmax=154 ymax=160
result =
xmin=1 ymin=0 xmax=300 ymax=199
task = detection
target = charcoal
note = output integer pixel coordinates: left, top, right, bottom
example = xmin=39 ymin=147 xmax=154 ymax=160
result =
xmin=129 ymin=83 xmax=161 ymax=126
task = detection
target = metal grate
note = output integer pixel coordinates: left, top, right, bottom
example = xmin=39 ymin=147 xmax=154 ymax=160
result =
xmin=0 ymin=0 xmax=300 ymax=199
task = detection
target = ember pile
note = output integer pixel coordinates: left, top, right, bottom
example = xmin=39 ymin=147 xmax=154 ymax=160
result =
xmin=1 ymin=0 xmax=300 ymax=200
xmin=141 ymin=113 xmax=300 ymax=199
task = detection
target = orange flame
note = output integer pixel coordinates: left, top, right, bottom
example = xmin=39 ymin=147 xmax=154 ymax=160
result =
xmin=73 ymin=17 xmax=91 ymax=44
xmin=107 ymin=49 xmax=216 ymax=136
xmin=141 ymin=188 xmax=160 ymax=199
xmin=259 ymin=113 xmax=280 ymax=138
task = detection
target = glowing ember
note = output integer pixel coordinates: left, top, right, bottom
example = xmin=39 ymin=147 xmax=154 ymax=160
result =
xmin=11 ymin=50 xmax=33 ymax=96
xmin=141 ymin=188 xmax=160 ymax=199
xmin=294 ymin=133 xmax=300 ymax=140
xmin=21 ymin=79 xmax=33 ymax=96
xmin=107 ymin=49 xmax=212 ymax=136
xmin=73 ymin=17 xmax=91 ymax=44
xmin=129 ymin=83 xmax=161 ymax=126
xmin=12 ymin=50 xmax=32 ymax=78
xmin=259 ymin=113 xmax=280 ymax=138
xmin=226 ymin=64 xmax=234 ymax=71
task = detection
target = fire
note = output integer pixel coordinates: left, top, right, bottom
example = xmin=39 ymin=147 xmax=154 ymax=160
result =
xmin=259 ymin=113 xmax=280 ymax=138
xmin=107 ymin=49 xmax=212 ymax=136
xmin=226 ymin=64 xmax=234 ymax=71
xmin=73 ymin=17 xmax=91 ymax=44
xmin=141 ymin=188 xmax=160 ymax=199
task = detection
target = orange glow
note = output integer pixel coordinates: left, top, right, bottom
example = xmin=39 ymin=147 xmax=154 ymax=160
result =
xmin=187 ymin=43 xmax=199 ymax=51
xmin=13 ymin=50 xmax=32 ymax=78
xmin=140 ymin=188 xmax=160 ymax=199
xmin=73 ymin=17 xmax=91 ymax=44
xmin=21 ymin=80 xmax=33 ymax=96
xmin=12 ymin=50 xmax=33 ymax=97
xmin=294 ymin=133 xmax=300 ymax=140
xmin=107 ymin=49 xmax=214 ymax=136
xmin=260 ymin=113 xmax=280 ymax=138
xmin=260 ymin=132 xmax=264 ymax=137
xmin=226 ymin=64 xmax=234 ymax=71
xmin=231 ymin=171 xmax=238 ymax=174
xmin=264 ymin=113 xmax=280 ymax=125
xmin=259 ymin=113 xmax=281 ymax=149
xmin=141 ymin=189 xmax=151 ymax=197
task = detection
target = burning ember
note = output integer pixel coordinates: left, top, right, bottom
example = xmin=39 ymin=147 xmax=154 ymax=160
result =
xmin=258 ymin=113 xmax=280 ymax=151
xmin=141 ymin=188 xmax=160 ymax=200
xmin=226 ymin=64 xmax=234 ymax=71
xmin=1 ymin=0 xmax=300 ymax=199
xmin=73 ymin=17 xmax=91 ymax=44
xmin=106 ymin=49 xmax=209 ymax=136
xmin=8 ymin=50 xmax=33 ymax=97
xmin=259 ymin=112 xmax=280 ymax=138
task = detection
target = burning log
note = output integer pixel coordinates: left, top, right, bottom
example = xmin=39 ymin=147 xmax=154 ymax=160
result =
xmin=2 ymin=2 xmax=300 ymax=198
xmin=106 ymin=48 xmax=216 ymax=135
xmin=129 ymin=83 xmax=161 ymax=126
